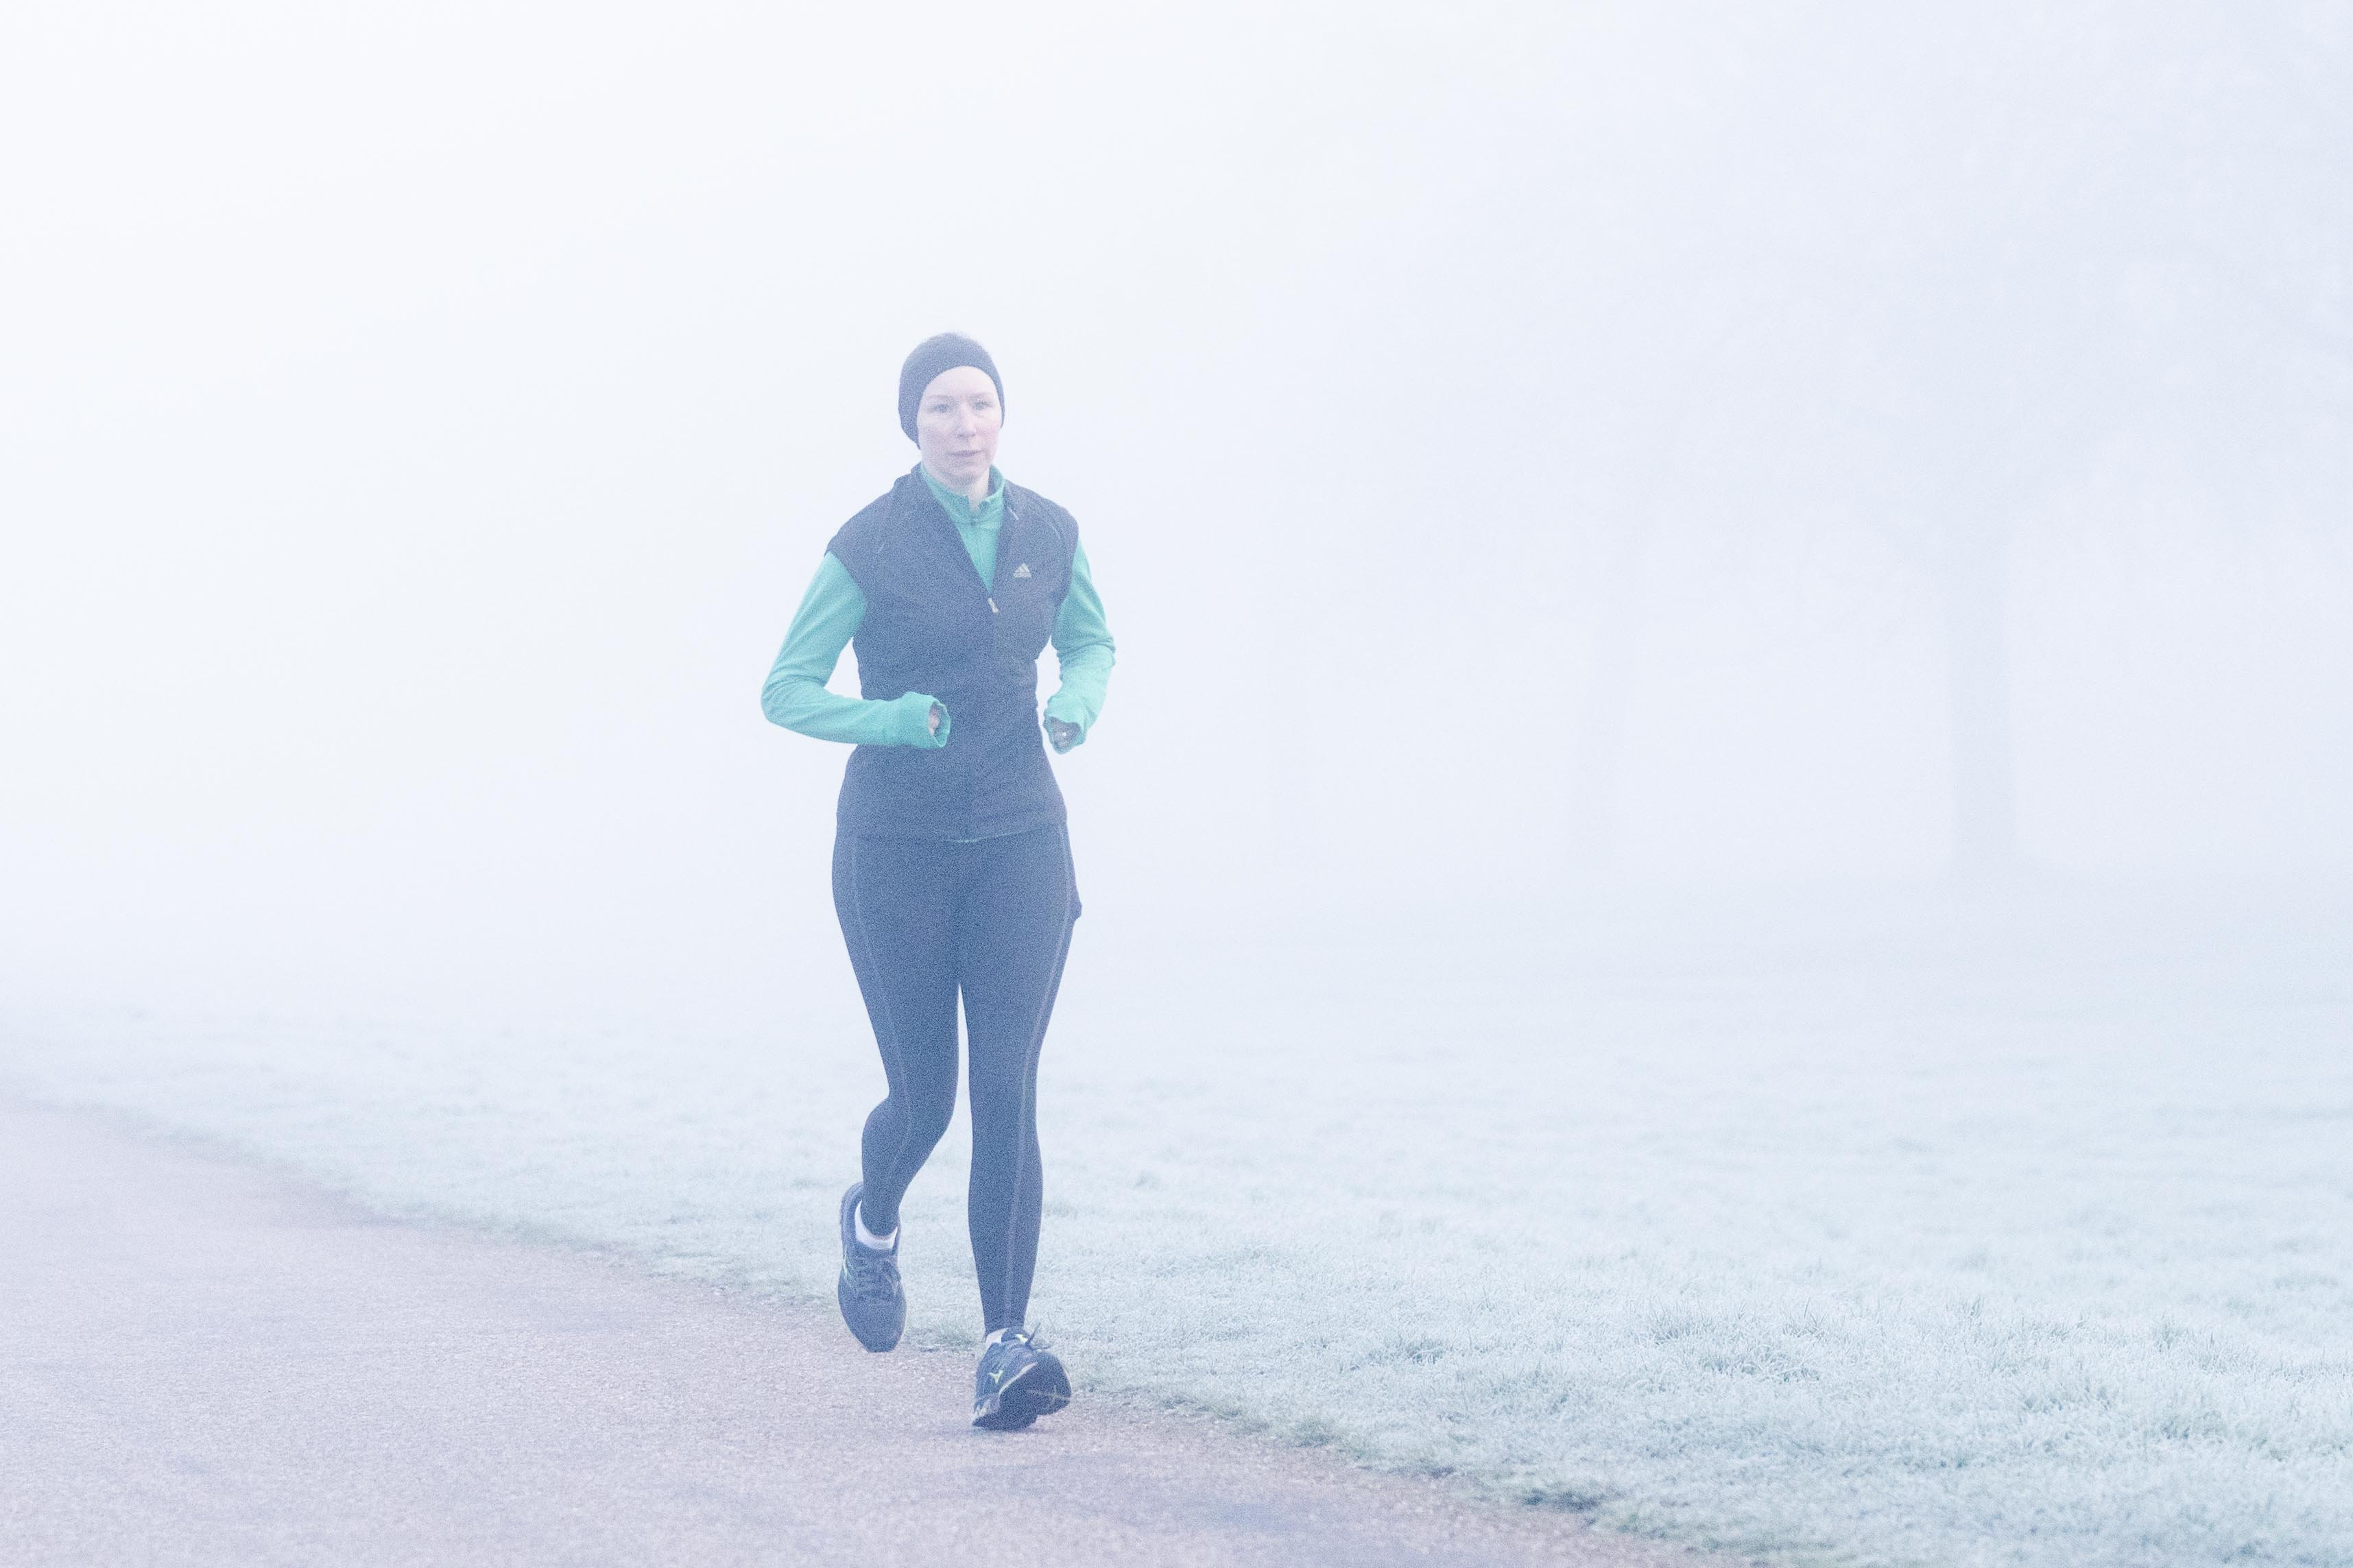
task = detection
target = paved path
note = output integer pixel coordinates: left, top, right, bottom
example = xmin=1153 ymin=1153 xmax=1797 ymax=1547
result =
xmin=0 ymin=1097 xmax=1728 ymax=1567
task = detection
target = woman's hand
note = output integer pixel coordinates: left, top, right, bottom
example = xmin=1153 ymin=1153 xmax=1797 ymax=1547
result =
xmin=929 ymin=703 xmax=944 ymax=738
xmin=1044 ymin=717 xmax=1079 ymax=753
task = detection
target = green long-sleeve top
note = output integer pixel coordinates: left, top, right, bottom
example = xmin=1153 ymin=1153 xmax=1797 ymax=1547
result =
xmin=761 ymin=466 xmax=1115 ymax=750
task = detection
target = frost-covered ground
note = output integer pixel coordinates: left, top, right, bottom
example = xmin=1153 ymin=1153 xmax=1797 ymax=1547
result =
xmin=6 ymin=883 xmax=2350 ymax=1568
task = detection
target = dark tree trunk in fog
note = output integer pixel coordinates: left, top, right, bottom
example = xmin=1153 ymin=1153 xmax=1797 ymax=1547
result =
xmin=1939 ymin=522 xmax=2022 ymax=879
xmin=1562 ymin=500 xmax=1658 ymax=878
xmin=1563 ymin=579 xmax=1636 ymax=876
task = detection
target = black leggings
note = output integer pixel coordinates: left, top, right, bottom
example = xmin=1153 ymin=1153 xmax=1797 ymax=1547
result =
xmin=831 ymin=823 xmax=1079 ymax=1334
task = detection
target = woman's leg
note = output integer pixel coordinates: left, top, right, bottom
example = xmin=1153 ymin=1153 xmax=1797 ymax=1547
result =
xmin=832 ymin=832 xmax=962 ymax=1236
xmin=955 ymin=825 xmax=1079 ymax=1334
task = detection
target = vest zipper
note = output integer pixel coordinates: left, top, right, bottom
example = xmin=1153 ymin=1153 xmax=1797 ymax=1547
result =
xmin=988 ymin=597 xmax=999 ymax=613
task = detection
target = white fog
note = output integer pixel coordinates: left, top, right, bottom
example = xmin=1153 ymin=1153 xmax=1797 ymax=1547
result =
xmin=4 ymin=4 xmax=2348 ymax=1564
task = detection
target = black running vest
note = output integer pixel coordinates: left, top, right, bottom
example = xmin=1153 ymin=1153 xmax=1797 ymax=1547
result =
xmin=826 ymin=468 xmax=1080 ymax=840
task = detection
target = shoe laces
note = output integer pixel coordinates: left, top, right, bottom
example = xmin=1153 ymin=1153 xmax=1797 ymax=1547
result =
xmin=844 ymin=1246 xmax=899 ymax=1302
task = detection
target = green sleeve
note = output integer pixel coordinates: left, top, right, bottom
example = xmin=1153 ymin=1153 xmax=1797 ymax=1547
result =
xmin=760 ymin=552 xmax=949 ymax=748
xmin=1042 ymin=542 xmax=1115 ymax=745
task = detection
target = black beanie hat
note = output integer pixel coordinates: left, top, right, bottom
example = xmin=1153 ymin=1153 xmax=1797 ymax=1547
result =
xmin=898 ymin=333 xmax=1004 ymax=442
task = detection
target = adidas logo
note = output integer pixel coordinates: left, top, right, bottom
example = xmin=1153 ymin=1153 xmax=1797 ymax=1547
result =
xmin=1012 ymin=563 xmax=1031 ymax=578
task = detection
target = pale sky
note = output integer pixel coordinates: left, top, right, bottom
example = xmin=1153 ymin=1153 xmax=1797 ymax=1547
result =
xmin=3 ymin=1 xmax=2347 ymax=1019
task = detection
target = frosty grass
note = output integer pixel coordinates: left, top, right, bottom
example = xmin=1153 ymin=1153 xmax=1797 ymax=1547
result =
xmin=6 ymin=885 xmax=2349 ymax=1568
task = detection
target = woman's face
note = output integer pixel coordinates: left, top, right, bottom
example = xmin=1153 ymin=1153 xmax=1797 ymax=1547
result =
xmin=914 ymin=366 xmax=1002 ymax=489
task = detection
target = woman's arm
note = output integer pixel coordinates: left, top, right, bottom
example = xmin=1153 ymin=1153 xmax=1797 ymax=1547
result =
xmin=1042 ymin=542 xmax=1114 ymax=752
xmin=761 ymin=553 xmax=948 ymax=747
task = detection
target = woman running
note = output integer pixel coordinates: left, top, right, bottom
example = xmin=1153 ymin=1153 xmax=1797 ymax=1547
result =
xmin=759 ymin=333 xmax=1114 ymax=1430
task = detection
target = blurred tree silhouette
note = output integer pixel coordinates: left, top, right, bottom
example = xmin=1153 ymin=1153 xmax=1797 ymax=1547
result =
xmin=1551 ymin=0 xmax=2352 ymax=878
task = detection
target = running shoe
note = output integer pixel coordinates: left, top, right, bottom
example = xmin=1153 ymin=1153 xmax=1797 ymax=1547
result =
xmin=970 ymin=1327 xmax=1071 ymax=1430
xmin=836 ymin=1181 xmax=904 ymax=1353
